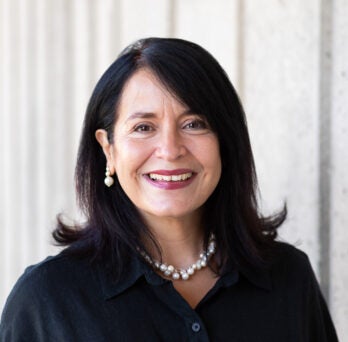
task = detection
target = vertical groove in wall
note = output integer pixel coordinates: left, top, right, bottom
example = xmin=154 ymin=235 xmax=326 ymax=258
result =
xmin=110 ymin=0 xmax=122 ymax=58
xmin=36 ymin=0 xmax=48 ymax=257
xmin=0 ymin=0 xmax=10 ymax=301
xmin=63 ymin=0 xmax=74 ymax=211
xmin=168 ymin=0 xmax=176 ymax=37
xmin=44 ymin=0 xmax=57 ymax=235
xmin=319 ymin=0 xmax=333 ymax=303
xmin=72 ymin=0 xmax=88 ymax=142
xmin=18 ymin=0 xmax=32 ymax=267
xmin=88 ymin=0 xmax=98 ymax=86
xmin=7 ymin=0 xmax=21 ymax=283
xmin=236 ymin=0 xmax=245 ymax=101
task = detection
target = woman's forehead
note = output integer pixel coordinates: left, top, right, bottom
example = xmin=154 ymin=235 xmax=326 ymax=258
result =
xmin=117 ymin=69 xmax=189 ymax=118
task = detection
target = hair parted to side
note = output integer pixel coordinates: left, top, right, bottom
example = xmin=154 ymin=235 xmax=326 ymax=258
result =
xmin=53 ymin=37 xmax=286 ymax=278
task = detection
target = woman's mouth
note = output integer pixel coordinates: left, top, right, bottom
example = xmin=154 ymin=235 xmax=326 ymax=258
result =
xmin=144 ymin=170 xmax=196 ymax=190
xmin=148 ymin=172 xmax=193 ymax=182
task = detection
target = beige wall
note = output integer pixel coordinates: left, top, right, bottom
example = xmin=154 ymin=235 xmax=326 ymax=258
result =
xmin=1 ymin=0 xmax=347 ymax=339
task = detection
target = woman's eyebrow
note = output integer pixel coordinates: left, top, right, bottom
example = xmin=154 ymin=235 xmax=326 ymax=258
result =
xmin=126 ymin=112 xmax=156 ymax=122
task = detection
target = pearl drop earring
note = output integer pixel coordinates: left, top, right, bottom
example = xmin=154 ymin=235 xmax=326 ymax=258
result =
xmin=104 ymin=166 xmax=114 ymax=187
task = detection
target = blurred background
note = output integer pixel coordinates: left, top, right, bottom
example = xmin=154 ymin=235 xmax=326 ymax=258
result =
xmin=1 ymin=0 xmax=347 ymax=339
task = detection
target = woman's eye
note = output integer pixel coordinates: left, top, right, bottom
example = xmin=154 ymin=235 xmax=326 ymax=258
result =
xmin=134 ymin=124 xmax=153 ymax=132
xmin=183 ymin=119 xmax=208 ymax=130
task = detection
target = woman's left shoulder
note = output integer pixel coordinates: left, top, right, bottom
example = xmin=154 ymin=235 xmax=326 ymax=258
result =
xmin=269 ymin=241 xmax=317 ymax=282
xmin=272 ymin=240 xmax=312 ymax=262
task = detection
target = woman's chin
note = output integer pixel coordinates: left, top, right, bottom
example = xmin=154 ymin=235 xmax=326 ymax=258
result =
xmin=139 ymin=205 xmax=199 ymax=222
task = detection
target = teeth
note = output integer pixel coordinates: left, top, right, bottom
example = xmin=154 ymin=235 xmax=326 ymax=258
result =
xmin=149 ymin=172 xmax=193 ymax=182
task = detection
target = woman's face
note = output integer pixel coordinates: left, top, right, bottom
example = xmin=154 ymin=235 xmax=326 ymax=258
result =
xmin=96 ymin=68 xmax=221 ymax=222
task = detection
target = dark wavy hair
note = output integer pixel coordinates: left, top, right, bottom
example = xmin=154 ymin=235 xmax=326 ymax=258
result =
xmin=53 ymin=37 xmax=286 ymax=277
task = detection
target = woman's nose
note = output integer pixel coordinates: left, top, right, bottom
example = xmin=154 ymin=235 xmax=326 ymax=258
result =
xmin=154 ymin=126 xmax=187 ymax=161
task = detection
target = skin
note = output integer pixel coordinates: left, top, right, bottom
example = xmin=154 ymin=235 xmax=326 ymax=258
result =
xmin=96 ymin=68 xmax=222 ymax=307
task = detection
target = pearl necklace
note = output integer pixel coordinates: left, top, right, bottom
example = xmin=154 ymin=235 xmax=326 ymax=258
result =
xmin=138 ymin=234 xmax=216 ymax=281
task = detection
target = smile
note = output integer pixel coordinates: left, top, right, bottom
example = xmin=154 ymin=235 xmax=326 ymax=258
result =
xmin=148 ymin=172 xmax=193 ymax=182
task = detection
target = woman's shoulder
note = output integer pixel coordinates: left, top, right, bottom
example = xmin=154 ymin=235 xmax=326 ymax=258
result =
xmin=1 ymin=252 xmax=97 ymax=317
xmin=0 ymin=252 xmax=101 ymax=339
xmin=11 ymin=252 xmax=92 ymax=292
xmin=272 ymin=240 xmax=311 ymax=263
xmin=269 ymin=241 xmax=318 ymax=285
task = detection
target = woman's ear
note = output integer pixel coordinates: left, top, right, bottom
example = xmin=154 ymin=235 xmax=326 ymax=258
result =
xmin=95 ymin=129 xmax=115 ymax=174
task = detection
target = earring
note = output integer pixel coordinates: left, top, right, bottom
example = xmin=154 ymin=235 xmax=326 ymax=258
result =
xmin=104 ymin=166 xmax=114 ymax=187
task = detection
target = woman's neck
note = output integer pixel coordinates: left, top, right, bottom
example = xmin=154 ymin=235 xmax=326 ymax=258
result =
xmin=141 ymin=212 xmax=205 ymax=269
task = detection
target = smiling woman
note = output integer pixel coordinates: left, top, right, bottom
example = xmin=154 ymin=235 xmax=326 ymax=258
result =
xmin=0 ymin=38 xmax=338 ymax=341
xmin=95 ymin=68 xmax=221 ymax=221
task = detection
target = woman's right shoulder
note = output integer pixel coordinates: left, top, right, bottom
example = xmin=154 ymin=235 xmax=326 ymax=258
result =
xmin=13 ymin=254 xmax=67 ymax=283
xmin=0 ymin=253 xmax=98 ymax=340
xmin=9 ymin=251 xmax=99 ymax=302
xmin=6 ymin=253 xmax=89 ymax=298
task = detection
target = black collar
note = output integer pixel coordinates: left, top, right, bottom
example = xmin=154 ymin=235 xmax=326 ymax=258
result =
xmin=97 ymin=252 xmax=272 ymax=300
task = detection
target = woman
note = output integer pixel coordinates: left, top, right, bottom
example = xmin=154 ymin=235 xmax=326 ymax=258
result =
xmin=0 ymin=38 xmax=338 ymax=341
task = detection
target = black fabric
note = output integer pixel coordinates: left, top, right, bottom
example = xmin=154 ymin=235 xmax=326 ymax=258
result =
xmin=0 ymin=242 xmax=339 ymax=341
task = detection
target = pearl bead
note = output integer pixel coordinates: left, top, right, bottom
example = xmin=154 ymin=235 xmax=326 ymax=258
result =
xmin=182 ymin=273 xmax=189 ymax=280
xmin=167 ymin=265 xmax=174 ymax=272
xmin=145 ymin=256 xmax=152 ymax=263
xmin=160 ymin=264 xmax=167 ymax=272
xmin=172 ymin=272 xmax=180 ymax=280
xmin=104 ymin=176 xmax=114 ymax=187
xmin=209 ymin=243 xmax=215 ymax=253
xmin=187 ymin=267 xmax=195 ymax=275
